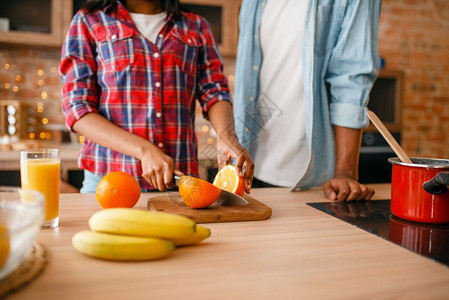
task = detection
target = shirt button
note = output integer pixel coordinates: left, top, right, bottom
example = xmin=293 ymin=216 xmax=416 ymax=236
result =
xmin=158 ymin=142 xmax=163 ymax=148
xmin=187 ymin=39 xmax=192 ymax=44
xmin=249 ymin=97 xmax=254 ymax=102
xmin=244 ymin=127 xmax=249 ymax=132
xmin=111 ymin=34 xmax=117 ymax=40
xmin=155 ymin=82 xmax=161 ymax=88
xmin=253 ymin=65 xmax=258 ymax=71
xmin=154 ymin=52 xmax=159 ymax=58
xmin=159 ymin=34 xmax=164 ymax=39
xmin=156 ymin=112 xmax=162 ymax=118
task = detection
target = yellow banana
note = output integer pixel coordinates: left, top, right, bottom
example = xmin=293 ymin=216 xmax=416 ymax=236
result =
xmin=72 ymin=230 xmax=175 ymax=261
xmin=89 ymin=208 xmax=196 ymax=239
xmin=170 ymin=224 xmax=211 ymax=246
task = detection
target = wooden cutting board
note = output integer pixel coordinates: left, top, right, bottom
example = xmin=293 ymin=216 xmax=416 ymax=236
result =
xmin=147 ymin=193 xmax=272 ymax=223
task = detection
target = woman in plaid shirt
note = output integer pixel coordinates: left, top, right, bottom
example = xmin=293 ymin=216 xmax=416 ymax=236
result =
xmin=60 ymin=0 xmax=254 ymax=193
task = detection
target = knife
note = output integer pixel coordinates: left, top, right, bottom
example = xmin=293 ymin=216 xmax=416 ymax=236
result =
xmin=215 ymin=188 xmax=249 ymax=206
xmin=174 ymin=175 xmax=249 ymax=206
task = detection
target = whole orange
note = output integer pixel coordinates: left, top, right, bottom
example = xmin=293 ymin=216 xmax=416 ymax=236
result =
xmin=96 ymin=171 xmax=141 ymax=209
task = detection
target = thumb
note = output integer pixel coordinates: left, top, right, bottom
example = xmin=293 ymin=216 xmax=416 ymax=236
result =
xmin=322 ymin=182 xmax=337 ymax=201
xmin=174 ymin=169 xmax=184 ymax=176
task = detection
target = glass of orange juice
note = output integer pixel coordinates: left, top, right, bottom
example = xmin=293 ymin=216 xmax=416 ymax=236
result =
xmin=20 ymin=149 xmax=60 ymax=228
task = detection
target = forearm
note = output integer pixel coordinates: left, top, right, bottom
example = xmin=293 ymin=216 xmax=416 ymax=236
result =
xmin=208 ymin=101 xmax=237 ymax=141
xmin=323 ymin=126 xmax=374 ymax=201
xmin=333 ymin=125 xmax=363 ymax=180
xmin=72 ymin=113 xmax=157 ymax=161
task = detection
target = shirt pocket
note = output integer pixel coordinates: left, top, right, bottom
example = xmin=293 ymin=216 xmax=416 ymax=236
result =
xmin=314 ymin=2 xmax=344 ymax=57
xmin=172 ymin=31 xmax=200 ymax=75
xmin=95 ymin=25 xmax=135 ymax=72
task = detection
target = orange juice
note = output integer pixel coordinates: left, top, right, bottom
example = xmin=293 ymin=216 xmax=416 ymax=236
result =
xmin=21 ymin=158 xmax=60 ymax=222
xmin=0 ymin=224 xmax=9 ymax=269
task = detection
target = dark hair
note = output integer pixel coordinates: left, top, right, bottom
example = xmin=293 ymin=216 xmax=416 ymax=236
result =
xmin=83 ymin=0 xmax=181 ymax=21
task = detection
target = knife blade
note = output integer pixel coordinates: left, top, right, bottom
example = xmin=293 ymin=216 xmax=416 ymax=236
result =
xmin=174 ymin=175 xmax=249 ymax=207
xmin=215 ymin=189 xmax=249 ymax=206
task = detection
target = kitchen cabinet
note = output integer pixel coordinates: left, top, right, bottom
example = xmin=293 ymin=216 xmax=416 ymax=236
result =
xmin=0 ymin=0 xmax=241 ymax=55
xmin=0 ymin=0 xmax=72 ymax=47
xmin=181 ymin=0 xmax=241 ymax=57
xmin=73 ymin=0 xmax=243 ymax=57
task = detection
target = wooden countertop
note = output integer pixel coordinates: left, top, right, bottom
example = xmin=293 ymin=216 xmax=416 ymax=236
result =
xmin=9 ymin=184 xmax=449 ymax=299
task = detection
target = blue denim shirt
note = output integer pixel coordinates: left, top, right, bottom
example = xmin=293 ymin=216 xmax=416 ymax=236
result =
xmin=234 ymin=0 xmax=381 ymax=190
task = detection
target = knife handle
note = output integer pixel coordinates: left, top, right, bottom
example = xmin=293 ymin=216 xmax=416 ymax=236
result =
xmin=173 ymin=175 xmax=181 ymax=186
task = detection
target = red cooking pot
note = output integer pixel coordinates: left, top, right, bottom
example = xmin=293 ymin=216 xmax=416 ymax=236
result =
xmin=388 ymin=157 xmax=449 ymax=224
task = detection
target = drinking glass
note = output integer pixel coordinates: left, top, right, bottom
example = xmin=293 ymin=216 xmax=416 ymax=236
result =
xmin=20 ymin=149 xmax=60 ymax=228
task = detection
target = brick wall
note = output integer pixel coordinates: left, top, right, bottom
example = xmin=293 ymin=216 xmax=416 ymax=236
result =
xmin=0 ymin=45 xmax=64 ymax=141
xmin=1 ymin=0 xmax=448 ymax=158
xmin=378 ymin=0 xmax=449 ymax=158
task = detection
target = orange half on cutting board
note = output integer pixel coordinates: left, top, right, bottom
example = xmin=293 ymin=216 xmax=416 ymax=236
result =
xmin=178 ymin=176 xmax=221 ymax=209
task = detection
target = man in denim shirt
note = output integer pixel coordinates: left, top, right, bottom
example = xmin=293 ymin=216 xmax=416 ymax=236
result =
xmin=234 ymin=0 xmax=381 ymax=201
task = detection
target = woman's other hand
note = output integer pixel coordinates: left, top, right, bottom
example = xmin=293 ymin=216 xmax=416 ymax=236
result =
xmin=216 ymin=136 xmax=254 ymax=194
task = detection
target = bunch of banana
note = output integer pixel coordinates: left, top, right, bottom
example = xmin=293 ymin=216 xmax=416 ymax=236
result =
xmin=72 ymin=208 xmax=211 ymax=261
xmin=72 ymin=231 xmax=175 ymax=261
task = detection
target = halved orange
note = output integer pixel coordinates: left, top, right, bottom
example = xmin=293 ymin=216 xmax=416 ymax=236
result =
xmin=178 ymin=176 xmax=221 ymax=209
xmin=213 ymin=165 xmax=245 ymax=196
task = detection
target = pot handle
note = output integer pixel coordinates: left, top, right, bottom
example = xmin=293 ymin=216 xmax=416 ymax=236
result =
xmin=423 ymin=172 xmax=449 ymax=195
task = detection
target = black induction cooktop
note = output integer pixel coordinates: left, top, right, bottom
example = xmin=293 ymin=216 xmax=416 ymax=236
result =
xmin=307 ymin=200 xmax=449 ymax=267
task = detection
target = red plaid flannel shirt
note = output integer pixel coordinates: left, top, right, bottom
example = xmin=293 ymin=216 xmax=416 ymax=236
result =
xmin=60 ymin=2 xmax=231 ymax=189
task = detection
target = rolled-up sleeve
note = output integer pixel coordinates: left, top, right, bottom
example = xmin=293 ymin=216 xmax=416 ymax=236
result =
xmin=326 ymin=0 xmax=381 ymax=129
xmin=195 ymin=18 xmax=232 ymax=119
xmin=59 ymin=12 xmax=99 ymax=131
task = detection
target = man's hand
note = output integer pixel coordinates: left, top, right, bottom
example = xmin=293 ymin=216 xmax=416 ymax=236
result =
xmin=326 ymin=125 xmax=375 ymax=201
xmin=322 ymin=175 xmax=375 ymax=201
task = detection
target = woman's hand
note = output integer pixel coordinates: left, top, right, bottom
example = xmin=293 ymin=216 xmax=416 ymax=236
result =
xmin=321 ymin=175 xmax=375 ymax=201
xmin=139 ymin=146 xmax=182 ymax=192
xmin=216 ymin=136 xmax=254 ymax=194
xmin=207 ymin=101 xmax=255 ymax=193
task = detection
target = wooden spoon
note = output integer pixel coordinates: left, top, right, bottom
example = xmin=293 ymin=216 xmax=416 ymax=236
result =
xmin=367 ymin=110 xmax=413 ymax=164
